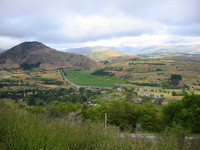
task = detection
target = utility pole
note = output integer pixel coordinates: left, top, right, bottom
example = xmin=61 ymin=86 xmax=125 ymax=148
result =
xmin=105 ymin=113 xmax=107 ymax=133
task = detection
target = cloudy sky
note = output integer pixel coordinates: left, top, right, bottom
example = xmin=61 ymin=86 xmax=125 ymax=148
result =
xmin=0 ymin=0 xmax=200 ymax=50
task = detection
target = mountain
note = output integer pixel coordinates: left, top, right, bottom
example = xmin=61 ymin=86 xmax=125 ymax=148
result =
xmin=0 ymin=41 xmax=98 ymax=69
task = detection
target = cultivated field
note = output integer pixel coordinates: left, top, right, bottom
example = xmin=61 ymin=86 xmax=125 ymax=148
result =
xmin=64 ymin=69 xmax=126 ymax=87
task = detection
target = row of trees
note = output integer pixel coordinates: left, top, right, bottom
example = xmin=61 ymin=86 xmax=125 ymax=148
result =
xmin=0 ymin=79 xmax=29 ymax=87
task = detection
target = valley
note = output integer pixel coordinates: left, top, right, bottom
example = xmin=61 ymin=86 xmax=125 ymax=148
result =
xmin=1 ymin=0 xmax=200 ymax=149
xmin=0 ymin=41 xmax=200 ymax=149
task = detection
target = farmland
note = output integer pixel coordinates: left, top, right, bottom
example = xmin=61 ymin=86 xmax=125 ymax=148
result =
xmin=0 ymin=69 xmax=72 ymax=90
xmin=59 ymin=58 xmax=200 ymax=101
xmin=64 ymin=69 xmax=126 ymax=87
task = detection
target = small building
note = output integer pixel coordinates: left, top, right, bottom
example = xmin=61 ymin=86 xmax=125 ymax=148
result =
xmin=132 ymin=97 xmax=143 ymax=103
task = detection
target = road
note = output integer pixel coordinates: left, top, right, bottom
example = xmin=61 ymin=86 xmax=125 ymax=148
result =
xmin=60 ymin=69 xmax=81 ymax=89
xmin=120 ymin=133 xmax=196 ymax=143
xmin=60 ymin=69 xmax=91 ymax=89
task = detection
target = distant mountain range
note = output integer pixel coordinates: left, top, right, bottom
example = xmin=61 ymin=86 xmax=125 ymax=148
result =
xmin=118 ymin=44 xmax=200 ymax=55
xmin=66 ymin=44 xmax=200 ymax=55
xmin=0 ymin=42 xmax=98 ymax=69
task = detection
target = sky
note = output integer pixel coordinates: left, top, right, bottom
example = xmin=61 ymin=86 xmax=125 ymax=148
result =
xmin=0 ymin=0 xmax=200 ymax=50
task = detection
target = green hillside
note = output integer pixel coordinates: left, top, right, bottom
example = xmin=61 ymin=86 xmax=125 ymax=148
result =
xmin=86 ymin=50 xmax=125 ymax=61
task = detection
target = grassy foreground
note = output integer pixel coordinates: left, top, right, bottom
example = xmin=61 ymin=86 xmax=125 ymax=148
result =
xmin=0 ymin=101 xmax=133 ymax=150
xmin=0 ymin=101 xmax=199 ymax=150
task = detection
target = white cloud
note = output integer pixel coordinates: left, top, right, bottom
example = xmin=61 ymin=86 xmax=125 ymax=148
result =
xmin=0 ymin=0 xmax=199 ymax=50
xmin=0 ymin=36 xmax=37 ymax=49
xmin=0 ymin=36 xmax=23 ymax=49
xmin=51 ymin=34 xmax=200 ymax=50
xmin=60 ymin=15 xmax=161 ymax=41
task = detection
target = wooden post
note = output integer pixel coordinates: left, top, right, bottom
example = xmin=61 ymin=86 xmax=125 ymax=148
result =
xmin=105 ymin=113 xmax=107 ymax=133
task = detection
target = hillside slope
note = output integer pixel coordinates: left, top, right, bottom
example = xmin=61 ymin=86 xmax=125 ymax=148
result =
xmin=86 ymin=50 xmax=125 ymax=61
xmin=0 ymin=42 xmax=98 ymax=69
xmin=86 ymin=49 xmax=139 ymax=61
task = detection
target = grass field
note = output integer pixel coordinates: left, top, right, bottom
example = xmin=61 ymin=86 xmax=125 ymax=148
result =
xmin=64 ymin=69 xmax=126 ymax=87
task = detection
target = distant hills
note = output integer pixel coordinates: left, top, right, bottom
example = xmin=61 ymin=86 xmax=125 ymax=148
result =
xmin=66 ymin=47 xmax=116 ymax=55
xmin=118 ymin=44 xmax=200 ymax=55
xmin=86 ymin=50 xmax=124 ymax=61
xmin=0 ymin=42 xmax=98 ymax=69
xmin=66 ymin=44 xmax=200 ymax=55
xmin=86 ymin=50 xmax=140 ymax=61
xmin=67 ymin=47 xmax=139 ymax=61
xmin=144 ymin=53 xmax=200 ymax=62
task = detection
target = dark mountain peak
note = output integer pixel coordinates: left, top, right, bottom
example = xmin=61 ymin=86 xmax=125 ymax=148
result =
xmin=10 ymin=41 xmax=54 ymax=53
xmin=0 ymin=41 xmax=98 ymax=69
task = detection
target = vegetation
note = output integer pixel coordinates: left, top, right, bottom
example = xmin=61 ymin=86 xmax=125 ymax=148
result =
xmin=0 ymin=79 xmax=29 ymax=87
xmin=82 ymin=101 xmax=162 ymax=132
xmin=1 ymin=85 xmax=199 ymax=134
xmin=169 ymin=74 xmax=182 ymax=86
xmin=163 ymin=93 xmax=200 ymax=133
xmin=64 ymin=69 xmax=126 ymax=87
xmin=20 ymin=62 xmax=41 ymax=70
xmin=1 ymin=93 xmax=200 ymax=149
xmin=0 ymin=101 xmax=134 ymax=150
xmin=91 ymin=69 xmax=115 ymax=76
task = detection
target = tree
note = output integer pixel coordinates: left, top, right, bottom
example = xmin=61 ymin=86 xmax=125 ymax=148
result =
xmin=20 ymin=62 xmax=41 ymax=70
xmin=162 ymin=93 xmax=200 ymax=133
xmin=106 ymin=101 xmax=138 ymax=131
xmin=170 ymin=74 xmax=182 ymax=86
xmin=172 ymin=91 xmax=177 ymax=96
xmin=27 ymin=97 xmax=36 ymax=106
xmin=138 ymin=104 xmax=162 ymax=132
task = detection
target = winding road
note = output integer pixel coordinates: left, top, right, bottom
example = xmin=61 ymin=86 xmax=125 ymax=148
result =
xmin=60 ymin=69 xmax=90 ymax=89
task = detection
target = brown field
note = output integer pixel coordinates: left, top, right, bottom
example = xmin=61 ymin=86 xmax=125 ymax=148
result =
xmin=0 ymin=69 xmax=73 ymax=91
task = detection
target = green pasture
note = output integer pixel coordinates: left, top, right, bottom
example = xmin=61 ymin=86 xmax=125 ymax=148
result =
xmin=64 ymin=69 xmax=126 ymax=87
